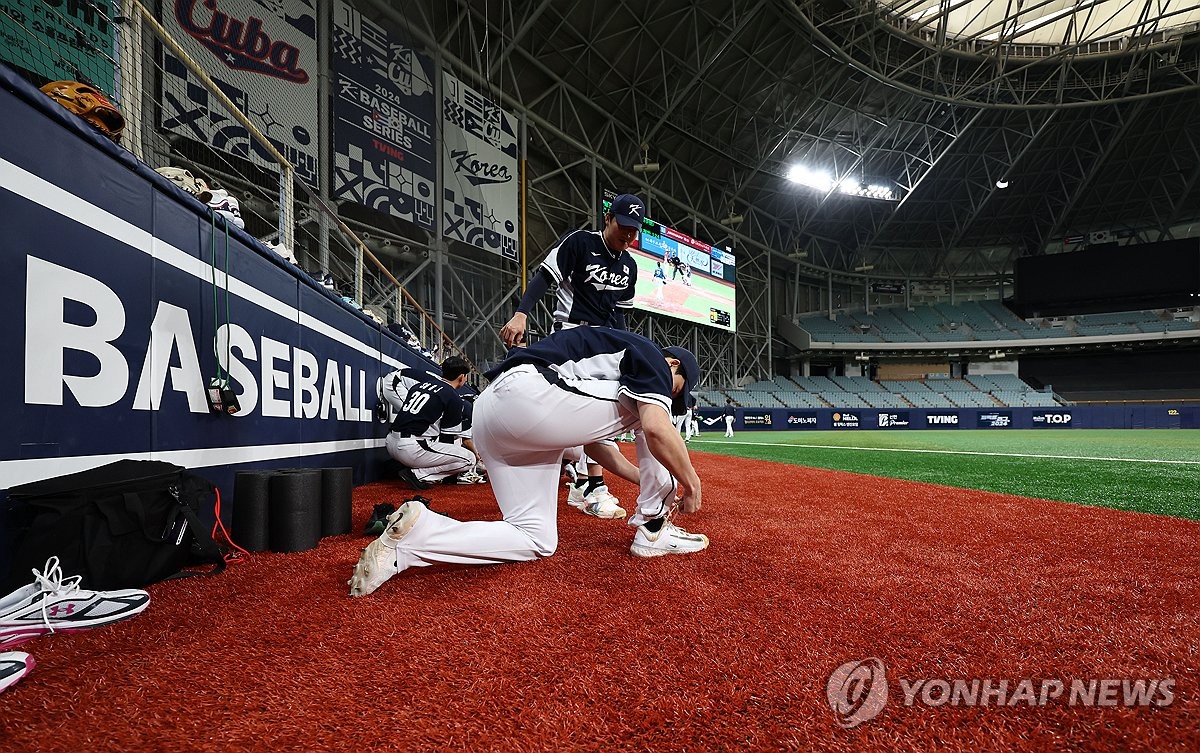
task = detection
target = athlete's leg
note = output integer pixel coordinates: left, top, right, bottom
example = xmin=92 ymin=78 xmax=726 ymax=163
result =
xmin=385 ymin=436 xmax=475 ymax=483
xmin=392 ymin=367 xmax=630 ymax=570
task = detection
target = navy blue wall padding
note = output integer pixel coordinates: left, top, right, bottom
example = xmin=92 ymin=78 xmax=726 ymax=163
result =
xmin=0 ymin=62 xmax=444 ymax=504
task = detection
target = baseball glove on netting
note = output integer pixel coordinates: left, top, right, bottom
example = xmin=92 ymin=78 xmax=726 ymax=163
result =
xmin=40 ymin=80 xmax=126 ymax=143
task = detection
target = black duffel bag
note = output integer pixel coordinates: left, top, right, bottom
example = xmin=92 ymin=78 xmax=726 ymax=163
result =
xmin=4 ymin=459 xmax=225 ymax=591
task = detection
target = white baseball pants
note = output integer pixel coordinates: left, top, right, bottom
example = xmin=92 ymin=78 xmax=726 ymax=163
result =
xmin=385 ymin=434 xmax=475 ymax=483
xmin=393 ymin=365 xmax=676 ymax=571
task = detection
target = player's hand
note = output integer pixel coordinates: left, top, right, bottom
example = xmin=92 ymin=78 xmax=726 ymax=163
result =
xmin=500 ymin=312 xmax=528 ymax=347
xmin=677 ymin=483 xmax=702 ymax=514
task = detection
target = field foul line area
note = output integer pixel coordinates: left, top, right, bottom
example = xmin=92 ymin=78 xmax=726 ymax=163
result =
xmin=691 ymin=440 xmax=1200 ymax=465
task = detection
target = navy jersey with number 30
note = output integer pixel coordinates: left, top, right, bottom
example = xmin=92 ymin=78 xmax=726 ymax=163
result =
xmin=390 ymin=379 xmax=467 ymax=438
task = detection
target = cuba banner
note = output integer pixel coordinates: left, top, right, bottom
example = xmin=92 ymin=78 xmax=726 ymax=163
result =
xmin=441 ymin=71 xmax=518 ymax=261
xmin=160 ymin=0 xmax=319 ymax=186
xmin=332 ymin=0 xmax=435 ymax=229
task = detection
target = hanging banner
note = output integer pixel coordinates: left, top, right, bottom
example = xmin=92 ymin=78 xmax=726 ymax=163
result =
xmin=441 ymin=72 xmax=518 ymax=261
xmin=0 ymin=0 xmax=116 ymax=93
xmin=331 ymin=0 xmax=435 ymax=229
xmin=160 ymin=0 xmax=319 ymax=186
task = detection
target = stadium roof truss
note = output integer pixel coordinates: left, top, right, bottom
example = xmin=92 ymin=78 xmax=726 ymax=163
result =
xmin=357 ymin=0 xmax=1200 ymax=385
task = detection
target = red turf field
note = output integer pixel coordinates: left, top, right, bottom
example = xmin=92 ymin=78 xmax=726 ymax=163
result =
xmin=1 ymin=450 xmax=1197 ymax=752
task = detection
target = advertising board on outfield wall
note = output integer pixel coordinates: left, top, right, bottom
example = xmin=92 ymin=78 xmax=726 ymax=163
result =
xmin=977 ymin=411 xmax=1014 ymax=429
xmin=786 ymin=412 xmax=820 ymax=428
xmin=1032 ymin=411 xmax=1073 ymax=427
xmin=695 ymin=406 xmax=1195 ymax=431
xmin=877 ymin=412 xmax=911 ymax=428
xmin=741 ymin=411 xmax=773 ymax=427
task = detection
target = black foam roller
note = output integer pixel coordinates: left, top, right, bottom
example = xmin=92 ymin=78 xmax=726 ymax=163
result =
xmin=268 ymin=469 xmax=322 ymax=553
xmin=321 ymin=467 xmax=354 ymax=537
xmin=231 ymin=471 xmax=274 ymax=553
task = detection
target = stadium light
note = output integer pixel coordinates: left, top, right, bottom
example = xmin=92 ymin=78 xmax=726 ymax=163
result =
xmin=989 ymin=350 xmax=1006 ymax=360
xmin=786 ymin=165 xmax=896 ymax=200
xmin=854 ymin=264 xmax=875 ymax=272
xmin=719 ymin=213 xmax=744 ymax=226
xmin=634 ymin=142 xmax=660 ymax=174
xmin=996 ymin=179 xmax=1010 ymax=189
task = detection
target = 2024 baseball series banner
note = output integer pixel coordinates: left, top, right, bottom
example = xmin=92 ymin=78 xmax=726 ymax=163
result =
xmin=332 ymin=0 xmax=436 ymax=230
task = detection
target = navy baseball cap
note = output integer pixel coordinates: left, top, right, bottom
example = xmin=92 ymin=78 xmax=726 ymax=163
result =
xmin=663 ymin=346 xmax=700 ymax=415
xmin=608 ymin=193 xmax=646 ymax=228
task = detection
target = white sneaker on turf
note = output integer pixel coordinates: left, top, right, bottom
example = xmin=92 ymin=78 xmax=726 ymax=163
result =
xmin=0 ymin=557 xmax=150 ymax=649
xmin=583 ymin=486 xmax=626 ymax=519
xmin=348 ymin=501 xmax=423 ymax=597
xmin=451 ymin=470 xmax=488 ymax=485
xmin=0 ymin=651 xmax=34 ymax=694
xmin=566 ymin=484 xmax=587 ymax=509
xmin=562 ymin=461 xmax=579 ymax=486
xmin=630 ymin=519 xmax=709 ymax=558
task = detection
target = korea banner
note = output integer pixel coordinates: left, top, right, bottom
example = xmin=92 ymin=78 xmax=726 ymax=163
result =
xmin=161 ymin=0 xmax=319 ymax=186
xmin=332 ymin=0 xmax=436 ymax=229
xmin=441 ymin=72 xmax=518 ymax=261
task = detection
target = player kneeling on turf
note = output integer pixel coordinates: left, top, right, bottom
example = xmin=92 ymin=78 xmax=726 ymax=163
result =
xmin=349 ymin=327 xmax=707 ymax=597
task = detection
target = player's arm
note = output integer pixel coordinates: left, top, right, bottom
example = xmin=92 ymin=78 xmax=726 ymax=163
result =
xmin=500 ymin=268 xmax=552 ymax=346
xmin=637 ymin=402 xmax=702 ymax=514
xmin=582 ymin=441 xmax=640 ymax=484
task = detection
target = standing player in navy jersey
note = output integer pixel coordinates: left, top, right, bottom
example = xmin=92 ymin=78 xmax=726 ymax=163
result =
xmin=499 ymin=193 xmax=644 ymax=519
xmin=384 ymin=356 xmax=481 ymax=489
xmin=349 ymin=327 xmax=707 ymax=596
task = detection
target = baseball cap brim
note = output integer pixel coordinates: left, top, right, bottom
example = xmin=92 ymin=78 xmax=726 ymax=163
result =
xmin=663 ymin=346 xmax=700 ymax=416
xmin=614 ymin=214 xmax=642 ymax=228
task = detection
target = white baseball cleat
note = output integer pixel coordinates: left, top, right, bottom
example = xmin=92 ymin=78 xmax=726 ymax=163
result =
xmin=583 ymin=486 xmax=626 ymax=519
xmin=630 ymin=519 xmax=709 ymax=558
xmin=0 ymin=651 xmax=34 ymax=694
xmin=566 ymin=484 xmax=587 ymax=509
xmin=348 ymin=501 xmax=423 ymax=597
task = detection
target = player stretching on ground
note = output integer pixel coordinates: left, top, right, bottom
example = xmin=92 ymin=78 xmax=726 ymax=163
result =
xmin=349 ymin=327 xmax=708 ymax=597
xmin=499 ymin=193 xmax=644 ymax=520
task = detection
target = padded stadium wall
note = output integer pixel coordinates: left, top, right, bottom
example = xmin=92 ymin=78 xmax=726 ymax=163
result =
xmin=0 ymin=66 xmax=436 ymax=496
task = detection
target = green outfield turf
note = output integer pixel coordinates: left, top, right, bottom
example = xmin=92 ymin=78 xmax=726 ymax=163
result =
xmin=689 ymin=429 xmax=1200 ymax=520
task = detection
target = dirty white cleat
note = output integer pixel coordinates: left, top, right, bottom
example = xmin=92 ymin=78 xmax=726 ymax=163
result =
xmin=348 ymin=501 xmax=423 ymax=597
xmin=583 ymin=486 xmax=626 ymax=519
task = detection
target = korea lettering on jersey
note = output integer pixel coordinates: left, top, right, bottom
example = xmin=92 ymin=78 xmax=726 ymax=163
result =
xmin=540 ymin=230 xmax=636 ymax=325
xmin=484 ymin=327 xmax=673 ymax=417
xmin=391 ymin=379 xmax=467 ymax=438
